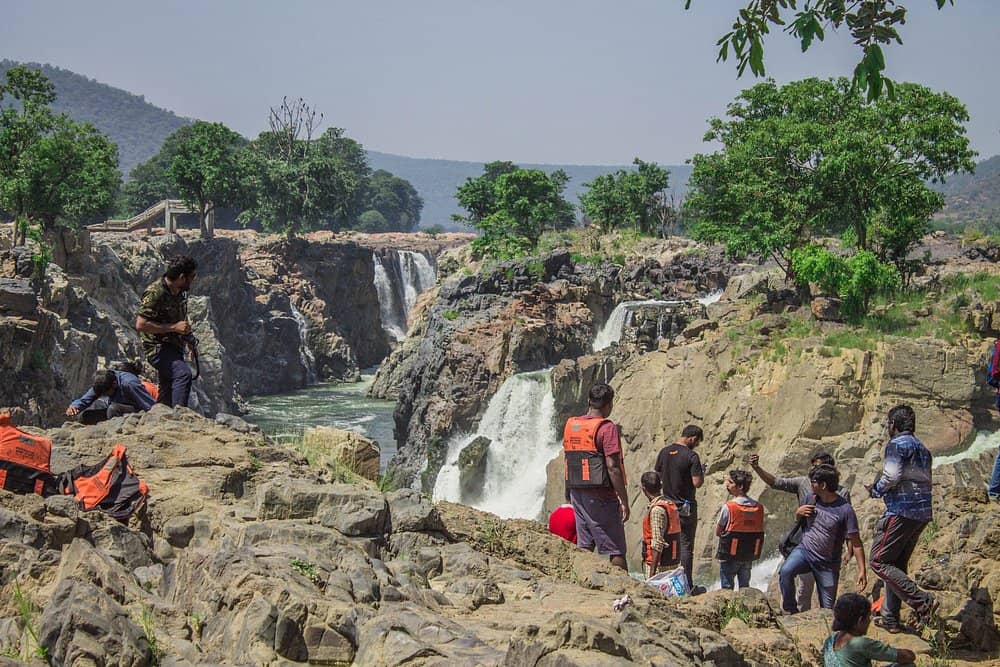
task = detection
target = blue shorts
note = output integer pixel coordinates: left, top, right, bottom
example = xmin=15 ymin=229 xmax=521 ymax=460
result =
xmin=570 ymin=489 xmax=627 ymax=557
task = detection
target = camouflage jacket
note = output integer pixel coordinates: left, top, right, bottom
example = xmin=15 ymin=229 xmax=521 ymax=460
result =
xmin=138 ymin=278 xmax=188 ymax=358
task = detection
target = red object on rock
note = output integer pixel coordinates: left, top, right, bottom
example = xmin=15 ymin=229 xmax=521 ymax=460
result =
xmin=548 ymin=504 xmax=577 ymax=544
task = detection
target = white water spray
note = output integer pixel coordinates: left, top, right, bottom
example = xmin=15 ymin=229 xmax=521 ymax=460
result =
xmin=697 ymin=290 xmax=724 ymax=306
xmin=433 ymin=369 xmax=557 ymax=519
xmin=706 ymin=551 xmax=783 ymax=592
xmin=373 ymin=250 xmax=437 ymax=341
xmin=289 ymin=303 xmax=318 ymax=384
xmin=933 ymin=430 xmax=1000 ymax=468
xmin=592 ymin=300 xmax=682 ymax=351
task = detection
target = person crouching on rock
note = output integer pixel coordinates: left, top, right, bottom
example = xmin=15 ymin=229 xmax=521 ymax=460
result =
xmin=66 ymin=368 xmax=157 ymax=425
xmin=824 ymin=593 xmax=917 ymax=666
xmin=715 ymin=469 xmax=765 ymax=591
xmin=563 ymin=383 xmax=629 ymax=571
xmin=640 ymin=471 xmax=681 ymax=579
xmin=135 ymin=255 xmax=197 ymax=408
xmin=778 ymin=465 xmax=867 ymax=613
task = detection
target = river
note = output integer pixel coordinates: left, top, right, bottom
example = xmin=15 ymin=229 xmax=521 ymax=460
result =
xmin=243 ymin=369 xmax=397 ymax=469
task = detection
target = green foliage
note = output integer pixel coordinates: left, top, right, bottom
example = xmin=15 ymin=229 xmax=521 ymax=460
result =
xmin=166 ymin=120 xmax=244 ymax=237
xmin=138 ymin=606 xmax=164 ymax=664
xmin=357 ymin=209 xmax=388 ymax=232
xmin=423 ymin=224 xmax=444 ymax=237
xmin=793 ymin=245 xmax=900 ymax=319
xmin=686 ymin=78 xmax=976 ymax=277
xmin=377 ymin=469 xmax=400 ymax=493
xmin=362 ymin=169 xmax=423 ymax=231
xmin=683 ymin=1 xmax=956 ymax=102
xmin=455 ymin=161 xmax=574 ymax=258
xmin=290 ymin=557 xmax=323 ymax=585
xmin=579 ymin=158 xmax=674 ymax=235
xmin=12 ymin=582 xmax=48 ymax=660
xmin=442 ymin=310 xmax=460 ymax=321
xmin=0 ymin=65 xmax=120 ymax=245
xmin=718 ymin=598 xmax=753 ymax=629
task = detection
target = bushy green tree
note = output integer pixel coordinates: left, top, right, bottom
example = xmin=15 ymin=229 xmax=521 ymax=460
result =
xmin=683 ymin=0 xmax=956 ymax=101
xmin=0 ymin=65 xmax=119 ymax=248
xmin=362 ymin=169 xmax=423 ymax=231
xmin=455 ymin=162 xmax=573 ymax=257
xmin=579 ymin=158 xmax=672 ymax=235
xmin=686 ymin=77 xmax=975 ymax=278
xmin=122 ymin=124 xmax=195 ymax=214
xmin=792 ymin=244 xmax=901 ymax=320
xmin=166 ymin=121 xmax=243 ymax=238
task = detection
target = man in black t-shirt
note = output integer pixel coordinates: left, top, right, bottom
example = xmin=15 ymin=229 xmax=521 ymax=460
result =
xmin=653 ymin=424 xmax=704 ymax=589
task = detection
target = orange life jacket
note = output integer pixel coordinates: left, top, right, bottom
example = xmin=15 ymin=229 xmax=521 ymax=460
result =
xmin=60 ymin=444 xmax=149 ymax=520
xmin=0 ymin=414 xmax=58 ymax=495
xmin=642 ymin=497 xmax=681 ymax=566
xmin=563 ymin=416 xmax=614 ymax=488
xmin=716 ymin=499 xmax=765 ymax=561
xmin=141 ymin=380 xmax=159 ymax=402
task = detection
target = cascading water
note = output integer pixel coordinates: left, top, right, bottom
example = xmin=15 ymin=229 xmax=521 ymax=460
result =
xmin=697 ymin=290 xmax=724 ymax=306
xmin=289 ymin=303 xmax=318 ymax=384
xmin=433 ymin=369 xmax=557 ymax=520
xmin=373 ymin=250 xmax=437 ymax=342
xmin=592 ymin=300 xmax=681 ymax=351
xmin=933 ymin=430 xmax=1000 ymax=468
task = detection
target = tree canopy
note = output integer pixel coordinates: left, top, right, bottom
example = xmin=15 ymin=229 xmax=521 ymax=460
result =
xmin=454 ymin=161 xmax=574 ymax=258
xmin=685 ymin=77 xmax=975 ymax=316
xmin=579 ymin=158 xmax=673 ymax=236
xmin=166 ymin=121 xmax=244 ymax=238
xmin=684 ymin=1 xmax=955 ymax=101
xmin=0 ymin=65 xmax=120 ymax=249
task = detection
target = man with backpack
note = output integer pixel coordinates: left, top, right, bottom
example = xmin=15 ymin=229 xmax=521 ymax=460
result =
xmin=749 ymin=452 xmax=852 ymax=610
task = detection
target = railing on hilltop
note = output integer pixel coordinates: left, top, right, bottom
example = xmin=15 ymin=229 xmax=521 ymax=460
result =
xmin=87 ymin=199 xmax=204 ymax=234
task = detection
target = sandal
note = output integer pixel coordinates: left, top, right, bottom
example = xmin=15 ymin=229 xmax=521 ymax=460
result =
xmin=873 ymin=616 xmax=903 ymax=634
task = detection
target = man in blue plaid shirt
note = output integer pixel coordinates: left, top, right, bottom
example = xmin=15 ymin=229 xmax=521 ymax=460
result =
xmin=865 ymin=404 xmax=937 ymax=633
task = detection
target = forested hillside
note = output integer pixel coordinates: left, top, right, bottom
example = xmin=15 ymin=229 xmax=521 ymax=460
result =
xmin=0 ymin=59 xmax=192 ymax=176
xmin=932 ymin=154 xmax=1000 ymax=233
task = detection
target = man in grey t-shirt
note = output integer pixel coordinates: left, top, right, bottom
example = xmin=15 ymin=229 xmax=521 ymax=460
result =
xmin=777 ymin=465 xmax=867 ymax=613
xmin=749 ymin=452 xmax=851 ymax=610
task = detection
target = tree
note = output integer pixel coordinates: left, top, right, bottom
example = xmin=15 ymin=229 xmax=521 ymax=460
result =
xmin=165 ymin=121 xmax=243 ymax=238
xmin=683 ymin=0 xmax=956 ymax=101
xmin=579 ymin=158 xmax=672 ymax=235
xmin=685 ymin=78 xmax=976 ymax=278
xmin=0 ymin=66 xmax=120 ymax=248
xmin=239 ymin=98 xmax=368 ymax=237
xmin=122 ymin=124 xmax=199 ymax=214
xmin=362 ymin=169 xmax=424 ymax=232
xmin=455 ymin=162 xmax=574 ymax=257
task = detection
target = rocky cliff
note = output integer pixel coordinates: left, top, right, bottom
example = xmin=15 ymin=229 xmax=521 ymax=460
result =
xmin=0 ymin=228 xmax=469 ymax=427
xmin=374 ymin=241 xmax=732 ymax=490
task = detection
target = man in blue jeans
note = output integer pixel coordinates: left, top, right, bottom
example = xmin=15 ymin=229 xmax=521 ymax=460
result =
xmin=779 ymin=465 xmax=867 ymax=613
xmin=135 ymin=255 xmax=197 ymax=408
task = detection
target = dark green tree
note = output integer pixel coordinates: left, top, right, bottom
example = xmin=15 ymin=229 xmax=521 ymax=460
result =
xmin=685 ymin=78 xmax=975 ymax=278
xmin=362 ymin=169 xmax=423 ymax=232
xmin=455 ymin=162 xmax=574 ymax=257
xmin=0 ymin=66 xmax=119 ymax=249
xmin=122 ymin=124 xmax=198 ymax=214
xmin=579 ymin=158 xmax=671 ymax=235
xmin=166 ymin=120 xmax=243 ymax=238
xmin=683 ymin=0 xmax=955 ymax=101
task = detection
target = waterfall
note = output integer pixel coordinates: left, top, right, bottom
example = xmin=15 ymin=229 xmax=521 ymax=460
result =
xmin=933 ymin=430 xmax=1000 ymax=468
xmin=697 ymin=290 xmax=724 ymax=306
xmin=289 ymin=304 xmax=318 ymax=384
xmin=373 ymin=250 xmax=437 ymax=342
xmin=706 ymin=550 xmax=782 ymax=592
xmin=592 ymin=300 xmax=682 ymax=351
xmin=433 ymin=369 xmax=557 ymax=520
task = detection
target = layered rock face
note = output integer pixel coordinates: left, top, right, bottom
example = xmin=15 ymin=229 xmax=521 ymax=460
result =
xmin=374 ymin=246 xmax=730 ymax=489
xmin=0 ymin=229 xmax=467 ymax=427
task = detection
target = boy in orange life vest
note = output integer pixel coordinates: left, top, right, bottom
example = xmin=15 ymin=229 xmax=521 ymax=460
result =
xmin=716 ymin=469 xmax=765 ymax=590
xmin=640 ymin=471 xmax=681 ymax=579
xmin=563 ymin=383 xmax=629 ymax=571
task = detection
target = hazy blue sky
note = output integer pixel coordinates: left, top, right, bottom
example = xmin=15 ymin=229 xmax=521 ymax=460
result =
xmin=3 ymin=1 xmax=997 ymax=164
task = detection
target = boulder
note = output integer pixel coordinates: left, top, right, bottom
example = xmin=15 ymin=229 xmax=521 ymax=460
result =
xmin=302 ymin=426 xmax=381 ymax=481
xmin=0 ymin=278 xmax=36 ymax=314
xmin=810 ymin=296 xmax=842 ymax=321
xmin=457 ymin=435 xmax=490 ymax=501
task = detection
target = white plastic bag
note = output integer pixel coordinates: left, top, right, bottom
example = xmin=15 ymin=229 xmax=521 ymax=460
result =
xmin=646 ymin=567 xmax=689 ymax=598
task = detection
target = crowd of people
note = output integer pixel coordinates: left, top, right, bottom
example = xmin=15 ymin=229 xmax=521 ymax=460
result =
xmin=553 ymin=382 xmax=941 ymax=653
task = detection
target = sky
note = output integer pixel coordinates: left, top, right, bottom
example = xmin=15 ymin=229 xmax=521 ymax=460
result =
xmin=2 ymin=0 xmax=998 ymax=165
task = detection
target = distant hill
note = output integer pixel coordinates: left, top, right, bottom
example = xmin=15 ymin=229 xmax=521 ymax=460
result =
xmin=368 ymin=151 xmax=692 ymax=230
xmin=1 ymin=59 xmax=193 ymax=176
xmin=932 ymin=155 xmax=1000 ymax=232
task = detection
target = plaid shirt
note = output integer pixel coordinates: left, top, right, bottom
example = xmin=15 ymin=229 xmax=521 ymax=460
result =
xmin=644 ymin=496 xmax=670 ymax=578
xmin=872 ymin=432 xmax=933 ymax=522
